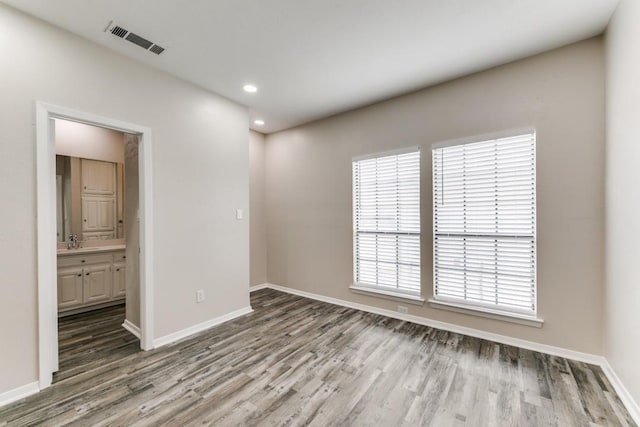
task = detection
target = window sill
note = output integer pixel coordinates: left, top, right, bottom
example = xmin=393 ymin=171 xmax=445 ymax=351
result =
xmin=349 ymin=285 xmax=425 ymax=306
xmin=428 ymin=299 xmax=544 ymax=328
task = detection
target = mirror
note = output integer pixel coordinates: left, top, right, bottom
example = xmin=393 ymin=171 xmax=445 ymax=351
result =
xmin=56 ymin=155 xmax=125 ymax=242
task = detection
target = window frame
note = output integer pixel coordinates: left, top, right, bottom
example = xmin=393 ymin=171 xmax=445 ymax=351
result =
xmin=430 ymin=129 xmax=539 ymax=321
xmin=351 ymin=146 xmax=422 ymax=300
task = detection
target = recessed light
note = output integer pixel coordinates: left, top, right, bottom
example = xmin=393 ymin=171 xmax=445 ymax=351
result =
xmin=254 ymin=119 xmax=265 ymax=126
xmin=243 ymin=84 xmax=258 ymax=93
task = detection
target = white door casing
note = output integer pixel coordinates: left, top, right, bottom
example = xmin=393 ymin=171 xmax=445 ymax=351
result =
xmin=36 ymin=101 xmax=155 ymax=390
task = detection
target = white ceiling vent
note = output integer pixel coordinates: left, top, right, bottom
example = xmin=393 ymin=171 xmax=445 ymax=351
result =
xmin=105 ymin=21 xmax=165 ymax=55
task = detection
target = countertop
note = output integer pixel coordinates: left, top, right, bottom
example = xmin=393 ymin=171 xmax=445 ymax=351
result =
xmin=57 ymin=244 xmax=126 ymax=256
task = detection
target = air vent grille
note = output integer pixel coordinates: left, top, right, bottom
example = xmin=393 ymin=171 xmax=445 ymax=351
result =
xmin=110 ymin=25 xmax=128 ymax=38
xmin=105 ymin=21 xmax=165 ymax=55
xmin=149 ymin=44 xmax=165 ymax=55
xmin=125 ymin=32 xmax=153 ymax=50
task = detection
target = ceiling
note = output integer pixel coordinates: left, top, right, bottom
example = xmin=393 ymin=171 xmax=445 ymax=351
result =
xmin=2 ymin=0 xmax=619 ymax=133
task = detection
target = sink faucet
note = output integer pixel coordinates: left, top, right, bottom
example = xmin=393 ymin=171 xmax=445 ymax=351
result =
xmin=67 ymin=234 xmax=80 ymax=250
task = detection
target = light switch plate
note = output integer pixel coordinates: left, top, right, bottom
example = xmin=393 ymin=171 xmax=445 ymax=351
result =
xmin=236 ymin=209 xmax=243 ymax=220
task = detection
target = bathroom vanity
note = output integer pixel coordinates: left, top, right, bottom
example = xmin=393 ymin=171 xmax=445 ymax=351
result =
xmin=57 ymin=245 xmax=127 ymax=316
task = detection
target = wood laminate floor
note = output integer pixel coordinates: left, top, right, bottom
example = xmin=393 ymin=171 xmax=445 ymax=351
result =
xmin=55 ymin=305 xmax=140 ymax=384
xmin=0 ymin=289 xmax=635 ymax=426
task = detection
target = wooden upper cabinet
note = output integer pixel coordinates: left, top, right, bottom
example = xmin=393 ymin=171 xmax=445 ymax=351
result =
xmin=82 ymin=196 xmax=116 ymax=232
xmin=81 ymin=159 xmax=117 ymax=240
xmin=81 ymin=159 xmax=116 ymax=195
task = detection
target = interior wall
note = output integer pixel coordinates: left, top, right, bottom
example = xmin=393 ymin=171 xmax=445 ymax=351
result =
xmin=265 ymin=38 xmax=605 ymax=354
xmin=250 ymin=130 xmax=267 ymax=286
xmin=55 ymin=119 xmax=125 ymax=164
xmin=0 ymin=4 xmax=249 ymax=395
xmin=604 ymin=0 xmax=640 ymax=405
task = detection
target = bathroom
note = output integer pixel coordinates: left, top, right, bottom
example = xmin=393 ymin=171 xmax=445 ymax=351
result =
xmin=54 ymin=118 xmax=141 ymax=379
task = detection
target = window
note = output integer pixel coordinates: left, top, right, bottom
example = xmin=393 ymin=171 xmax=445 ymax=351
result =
xmin=352 ymin=148 xmax=420 ymax=296
xmin=432 ymin=132 xmax=536 ymax=316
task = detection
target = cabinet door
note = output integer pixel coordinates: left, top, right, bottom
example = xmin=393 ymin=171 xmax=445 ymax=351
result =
xmin=82 ymin=196 xmax=115 ymax=232
xmin=57 ymin=267 xmax=84 ymax=310
xmin=112 ymin=262 xmax=126 ymax=298
xmin=81 ymin=159 xmax=115 ymax=195
xmin=83 ymin=263 xmax=112 ymax=304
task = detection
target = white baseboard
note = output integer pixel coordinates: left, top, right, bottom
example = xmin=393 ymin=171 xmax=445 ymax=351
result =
xmin=122 ymin=319 xmax=141 ymax=339
xmin=0 ymin=381 xmax=39 ymax=408
xmin=255 ymin=283 xmax=639 ymax=423
xmin=249 ymin=283 xmax=270 ymax=292
xmin=601 ymin=359 xmax=640 ymax=423
xmin=260 ymin=283 xmax=601 ymax=364
xmin=153 ymin=306 xmax=253 ymax=348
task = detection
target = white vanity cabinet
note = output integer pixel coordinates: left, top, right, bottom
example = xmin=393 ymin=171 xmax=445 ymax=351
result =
xmin=57 ymin=248 xmax=126 ymax=315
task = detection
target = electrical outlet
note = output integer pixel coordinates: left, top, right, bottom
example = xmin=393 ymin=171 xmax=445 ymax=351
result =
xmin=397 ymin=305 xmax=409 ymax=314
xmin=196 ymin=289 xmax=205 ymax=303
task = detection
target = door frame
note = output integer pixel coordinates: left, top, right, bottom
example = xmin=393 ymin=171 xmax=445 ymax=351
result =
xmin=36 ymin=101 xmax=155 ymax=389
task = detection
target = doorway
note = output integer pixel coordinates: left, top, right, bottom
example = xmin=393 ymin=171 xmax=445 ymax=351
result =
xmin=36 ymin=102 xmax=155 ymax=390
xmin=54 ymin=120 xmax=135 ymax=381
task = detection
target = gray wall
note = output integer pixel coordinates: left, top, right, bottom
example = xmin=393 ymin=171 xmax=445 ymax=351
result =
xmin=250 ymin=131 xmax=267 ymax=286
xmin=0 ymin=4 xmax=250 ymax=394
xmin=265 ymin=38 xmax=605 ymax=354
xmin=604 ymin=0 xmax=640 ymax=405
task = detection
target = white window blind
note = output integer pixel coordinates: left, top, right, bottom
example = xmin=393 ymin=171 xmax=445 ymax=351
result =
xmin=432 ymin=132 xmax=536 ymax=315
xmin=353 ymin=149 xmax=421 ymax=294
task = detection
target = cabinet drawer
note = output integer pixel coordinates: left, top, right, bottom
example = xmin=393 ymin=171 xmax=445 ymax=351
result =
xmin=58 ymin=253 xmax=114 ymax=268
